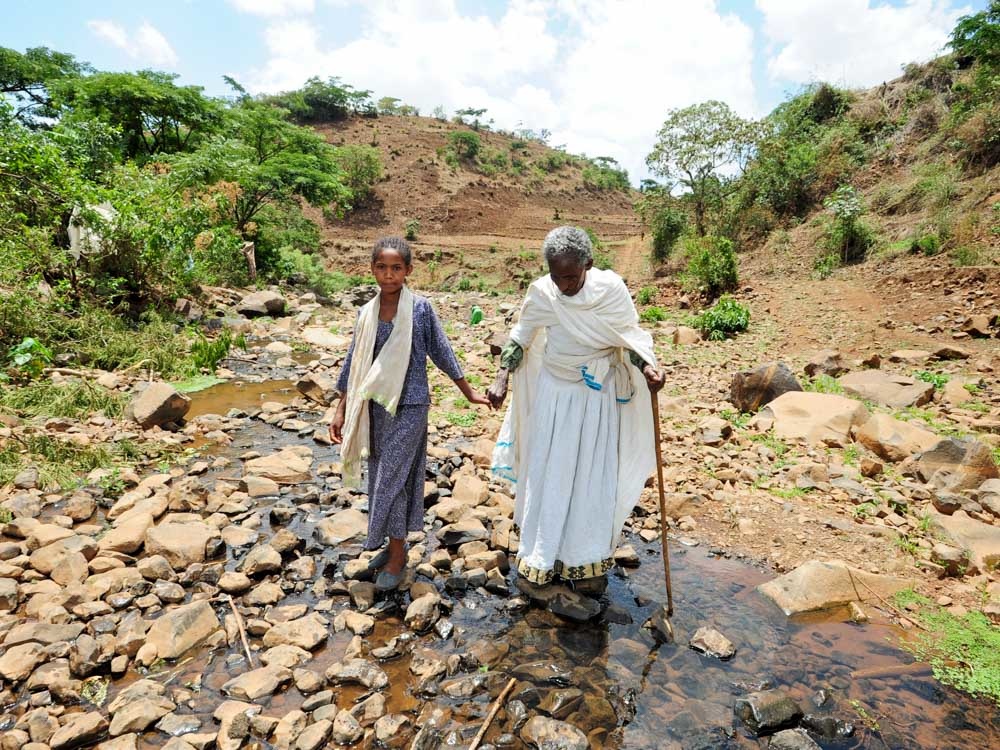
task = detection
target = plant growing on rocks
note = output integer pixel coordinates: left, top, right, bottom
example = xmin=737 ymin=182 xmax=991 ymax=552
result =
xmin=822 ymin=185 xmax=875 ymax=265
xmin=404 ymin=218 xmax=420 ymax=241
xmin=683 ymin=235 xmax=739 ymax=298
xmin=694 ymin=295 xmax=749 ymax=340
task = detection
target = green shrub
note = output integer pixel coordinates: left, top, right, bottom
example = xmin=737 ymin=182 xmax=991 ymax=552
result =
xmin=683 ymin=235 xmax=739 ymax=297
xmin=581 ymin=157 xmax=629 ymax=191
xmin=694 ymin=295 xmax=750 ymax=340
xmin=649 ymin=205 xmax=687 ymax=262
xmin=803 ymin=374 xmax=844 ymax=394
xmin=812 ymin=252 xmax=840 ymax=279
xmin=636 ymin=286 xmax=657 ymax=305
xmin=0 ymin=379 xmax=126 ymax=419
xmin=916 ymin=370 xmax=949 ymax=389
xmin=910 ymin=234 xmax=942 ymax=256
xmin=952 ymin=245 xmax=982 ymax=266
xmin=277 ymin=247 xmax=366 ymax=296
xmin=639 ymin=306 xmax=668 ymax=323
xmin=404 ymin=218 xmax=420 ymax=241
xmin=822 ymin=185 xmax=875 ymax=264
xmin=448 ymin=131 xmax=481 ymax=160
xmin=190 ymin=329 xmax=246 ymax=373
xmin=331 ymin=144 xmax=382 ymax=204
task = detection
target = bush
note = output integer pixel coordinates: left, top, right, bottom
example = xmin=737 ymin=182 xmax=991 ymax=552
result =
xmin=582 ymin=157 xmax=629 ymax=191
xmin=331 ymin=144 xmax=382 ymax=204
xmin=694 ymin=295 xmax=750 ymax=340
xmin=636 ymin=285 xmax=657 ymax=305
xmin=649 ymin=205 xmax=687 ymax=262
xmin=822 ymin=185 xmax=875 ymax=264
xmin=910 ymin=234 xmax=942 ymax=256
xmin=448 ymin=131 xmax=480 ymax=160
xmin=404 ymin=218 xmax=420 ymax=241
xmin=277 ymin=247 xmax=366 ymax=297
xmin=639 ymin=306 xmax=667 ymax=323
xmin=683 ymin=235 xmax=739 ymax=298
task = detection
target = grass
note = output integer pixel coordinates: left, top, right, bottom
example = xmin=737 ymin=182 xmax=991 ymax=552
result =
xmin=445 ymin=411 xmax=477 ymax=427
xmin=0 ymin=433 xmax=156 ymax=490
xmin=171 ymin=375 xmax=225 ymax=393
xmin=770 ymin=487 xmax=809 ymax=499
xmin=0 ymin=380 xmax=126 ymax=420
xmin=853 ymin=501 xmax=879 ymax=519
xmin=719 ymin=409 xmax=751 ymax=429
xmin=802 ymin=374 xmax=844 ymax=395
xmin=893 ymin=590 xmax=1000 ymax=706
xmin=749 ymin=432 xmax=791 ymax=458
xmin=915 ymin=370 xmax=949 ymax=389
xmin=843 ymin=445 xmax=860 ymax=466
xmin=639 ymin=306 xmax=668 ymax=323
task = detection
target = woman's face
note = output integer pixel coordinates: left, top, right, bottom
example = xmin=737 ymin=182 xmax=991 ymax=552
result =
xmin=371 ymin=248 xmax=412 ymax=294
xmin=548 ymin=255 xmax=592 ymax=297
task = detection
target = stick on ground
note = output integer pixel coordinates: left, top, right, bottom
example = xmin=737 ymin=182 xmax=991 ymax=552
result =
xmin=469 ymin=677 xmax=517 ymax=750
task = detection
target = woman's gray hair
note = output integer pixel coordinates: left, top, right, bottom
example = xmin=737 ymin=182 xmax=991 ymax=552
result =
xmin=542 ymin=226 xmax=593 ymax=266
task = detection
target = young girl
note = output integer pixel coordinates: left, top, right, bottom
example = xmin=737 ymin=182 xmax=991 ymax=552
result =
xmin=330 ymin=236 xmax=490 ymax=591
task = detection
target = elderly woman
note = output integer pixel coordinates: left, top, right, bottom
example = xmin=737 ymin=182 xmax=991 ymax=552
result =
xmin=488 ymin=226 xmax=664 ymax=594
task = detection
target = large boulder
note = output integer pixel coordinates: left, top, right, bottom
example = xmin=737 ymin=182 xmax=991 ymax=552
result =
xmin=838 ymin=371 xmax=933 ymax=409
xmin=244 ymin=447 xmax=313 ymax=484
xmin=755 ymin=392 xmax=869 ymax=447
xmin=928 ymin=510 xmax=1000 ymax=575
xmin=296 ymin=373 xmax=339 ymax=406
xmin=237 ymin=290 xmax=286 ymax=317
xmin=730 ymin=362 xmax=802 ymax=413
xmin=128 ymin=382 xmax=191 ymax=429
xmin=853 ymin=413 xmax=940 ymax=462
xmin=313 ymin=508 xmax=368 ymax=546
xmin=144 ymin=600 xmax=221 ymax=660
xmin=913 ymin=438 xmax=999 ymax=492
xmin=145 ymin=522 xmax=216 ymax=570
xmin=757 ymin=559 xmax=913 ymax=615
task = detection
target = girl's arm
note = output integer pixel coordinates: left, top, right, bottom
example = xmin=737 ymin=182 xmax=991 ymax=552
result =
xmin=424 ymin=301 xmax=491 ymax=408
xmin=330 ymin=320 xmax=358 ymax=443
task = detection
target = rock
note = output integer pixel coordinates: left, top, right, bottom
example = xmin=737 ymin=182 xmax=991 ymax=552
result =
xmin=145 ymin=522 xmax=215 ymax=570
xmin=730 ymin=362 xmax=802 ymax=413
xmin=244 ymin=447 xmax=312 ymax=484
xmin=13 ymin=467 xmax=38 ymax=489
xmin=931 ymin=542 xmax=970 ymax=577
xmin=438 ymin=518 xmax=489 ymax=546
xmin=404 ymin=593 xmax=440 ymax=632
xmin=521 ymin=716 xmax=588 ymax=750
xmin=978 ymin=478 xmax=1000 ymax=518
xmin=962 ymin=314 xmax=993 ymax=338
xmin=241 ymin=544 xmax=282 ymax=575
xmin=0 ymin=642 xmax=45 ymax=681
xmin=698 ymin=416 xmax=732 ymax=446
xmin=758 ymin=560 xmax=912 ymax=615
xmin=734 ymin=689 xmax=803 ymax=735
xmin=931 ymin=345 xmax=970 ymax=361
xmin=214 ymin=701 xmax=260 ymax=750
xmin=0 ymin=578 xmax=18 ymax=611
xmin=99 ymin=512 xmax=155 ymax=555
xmin=239 ymin=476 xmax=279 ymax=498
xmin=672 ymin=326 xmax=701 ymax=345
xmin=929 ymin=510 xmax=1000 ymax=575
xmin=769 ymin=728 xmax=822 ymax=749
xmin=755 ymin=392 xmax=869 ymax=447
xmin=296 ymin=373 xmax=339 ymax=406
xmin=129 ymin=382 xmax=191 ymax=429
xmin=237 ymin=290 xmax=286 ymax=317
xmin=613 ymin=544 xmax=640 ymax=567
xmin=689 ymin=626 xmax=736 ymax=660
xmin=218 ymin=571 xmax=253 ymax=594
xmin=838 ymin=371 xmax=933 ymax=409
xmin=331 ymin=710 xmax=363 ymax=745
xmin=804 ymin=349 xmax=848 ymax=378
xmin=889 ymin=349 xmax=931 ymax=364
xmin=262 ymin=614 xmax=327 ymax=650
xmin=853 ymin=413 xmax=940 ymax=462
xmin=50 ymin=713 xmax=109 ymax=749
xmin=914 ymin=438 xmax=999 ymax=492
xmin=222 ymin=665 xmax=292 ymax=701
xmin=144 ymin=600 xmax=221 ymax=660
xmin=109 ymin=696 xmax=176 ymax=735
xmin=295 ymin=719 xmax=332 ymax=750
xmin=313 ymin=508 xmax=368 ymax=545
xmin=548 ymin=589 xmax=601 ymax=622
xmin=374 ymin=715 xmax=409 ymax=743
xmin=325 ymin=659 xmax=389 ymax=690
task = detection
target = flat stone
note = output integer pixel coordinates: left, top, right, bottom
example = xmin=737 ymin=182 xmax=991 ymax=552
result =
xmin=755 ymin=392 xmax=869 ymax=447
xmin=325 ymin=659 xmax=389 ymax=690
xmin=262 ymin=613 xmax=327 ymax=650
xmin=145 ymin=600 xmax=221 ymax=660
xmin=689 ymin=626 xmax=736 ymax=660
xmin=313 ymin=508 xmax=368 ymax=546
xmin=734 ymin=689 xmax=803 ymax=736
xmin=222 ymin=665 xmax=292 ymax=701
xmin=145 ymin=522 xmax=214 ymax=570
xmin=758 ymin=560 xmax=912 ymax=616
xmin=50 ymin=712 xmax=109 ymax=749
xmin=244 ymin=447 xmax=312 ymax=484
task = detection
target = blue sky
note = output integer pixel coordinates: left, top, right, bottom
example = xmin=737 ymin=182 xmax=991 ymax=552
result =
xmin=2 ymin=1 xmax=986 ymax=180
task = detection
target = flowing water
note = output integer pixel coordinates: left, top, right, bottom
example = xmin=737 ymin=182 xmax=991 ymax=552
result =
xmin=105 ymin=380 xmax=1000 ymax=749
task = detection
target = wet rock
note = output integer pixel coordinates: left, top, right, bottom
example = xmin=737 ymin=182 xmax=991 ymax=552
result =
xmin=769 ymin=728 xmax=822 ymax=749
xmin=839 ymin=371 xmax=933 ymax=409
xmin=296 ymin=372 xmax=340 ymax=406
xmin=507 ymin=700 xmax=529 ymax=731
xmin=156 ymin=713 xmax=203 ymax=736
xmin=218 ymin=571 xmax=253 ymax=594
xmin=511 ymin=661 xmax=573 ymax=686
xmin=730 ymin=362 xmax=802 ymax=413
xmin=405 ymin=593 xmax=441 ymax=632
xmin=237 ymin=290 xmax=286 ymax=317
xmin=804 ymin=349 xmax=848 ymax=378
xmin=332 ymin=709 xmax=363 ymax=744
xmin=109 ymin=695 xmax=176 ymax=736
xmin=144 ymin=600 xmax=221 ymax=660
xmin=129 ymin=382 xmax=191 ymax=429
xmin=222 ymin=665 xmax=292 ymax=701
xmin=313 ymin=508 xmax=368 ymax=545
xmin=734 ymin=689 xmax=803 ymax=735
xmin=334 ymin=610 xmax=375 ymax=636
xmin=295 ymin=719 xmax=332 ymax=750
xmin=520 ymin=715 xmax=588 ymax=750
xmin=914 ymin=438 xmax=999 ymax=492
xmin=758 ymin=560 xmax=912 ymax=616
xmin=613 ymin=544 xmax=640 ymax=567
xmin=244 ymin=446 xmax=313 ymax=484
xmin=374 ymin=714 xmax=409 ymax=742
xmin=755 ymin=392 xmax=869 ymax=447
xmin=325 ymin=659 xmax=389 ymax=690
xmin=439 ymin=518 xmax=489 ymax=546
xmin=538 ymin=688 xmax=584 ymax=719
xmin=643 ymin=605 xmax=675 ymax=642
xmin=214 ymin=700 xmax=261 ymax=750
xmin=689 ymin=626 xmax=736 ymax=660
xmin=49 ymin=712 xmax=108 ymax=749
xmin=241 ymin=543 xmax=282 ymax=575
xmin=854 ymin=413 xmax=940 ymax=462
xmin=262 ymin=613 xmax=327 ymax=650
xmin=239 ymin=475 xmax=279 ymax=498
xmin=261 ymin=644 xmax=312 ymax=669
xmin=928 ymin=510 xmax=1000 ymax=575
xmin=548 ymin=589 xmax=601 ymax=622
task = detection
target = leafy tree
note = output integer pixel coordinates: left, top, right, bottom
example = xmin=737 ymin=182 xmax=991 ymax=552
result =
xmin=331 ymin=144 xmax=383 ymax=204
xmin=377 ymin=96 xmax=401 ymax=115
xmin=455 ymin=107 xmax=487 ymax=130
xmin=646 ymin=101 xmax=756 ymax=236
xmin=0 ymin=46 xmax=88 ymax=123
xmin=582 ymin=156 xmax=629 ymax=191
xmin=950 ymin=1 xmax=1000 ymax=67
xmin=448 ymin=130 xmax=481 ymax=159
xmin=54 ymin=71 xmax=224 ymax=159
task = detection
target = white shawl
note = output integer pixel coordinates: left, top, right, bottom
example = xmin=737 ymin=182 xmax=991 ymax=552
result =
xmin=340 ymin=286 xmax=414 ymax=488
xmin=492 ymin=269 xmax=656 ymax=549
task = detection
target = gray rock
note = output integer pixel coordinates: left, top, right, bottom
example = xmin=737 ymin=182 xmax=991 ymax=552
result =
xmin=128 ymin=382 xmax=191 ymax=429
xmin=689 ymin=626 xmax=736 ymax=660
xmin=520 ymin=716 xmax=588 ymax=750
xmin=730 ymin=362 xmax=802 ymax=413
xmin=769 ymin=728 xmax=822 ymax=749
xmin=734 ymin=689 xmax=803 ymax=735
xmin=237 ymin=290 xmax=286 ymax=317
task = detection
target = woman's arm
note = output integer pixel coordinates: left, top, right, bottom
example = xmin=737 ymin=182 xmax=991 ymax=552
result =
xmin=487 ymin=340 xmax=522 ymax=409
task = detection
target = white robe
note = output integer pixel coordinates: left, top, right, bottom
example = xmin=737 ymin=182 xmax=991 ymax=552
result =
xmin=492 ymin=268 xmax=656 ymax=581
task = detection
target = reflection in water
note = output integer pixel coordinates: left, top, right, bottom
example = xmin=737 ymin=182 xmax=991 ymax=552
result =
xmin=186 ymin=379 xmax=296 ymax=419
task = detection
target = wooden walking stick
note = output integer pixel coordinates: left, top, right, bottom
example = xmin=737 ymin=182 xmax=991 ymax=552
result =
xmin=650 ymin=390 xmax=675 ymax=622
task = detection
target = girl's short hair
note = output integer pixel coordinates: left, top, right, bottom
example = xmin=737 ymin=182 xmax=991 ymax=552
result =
xmin=542 ymin=226 xmax=593 ymax=266
xmin=372 ymin=236 xmax=413 ymax=265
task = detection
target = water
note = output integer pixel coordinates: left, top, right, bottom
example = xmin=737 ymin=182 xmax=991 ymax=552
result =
xmin=110 ymin=380 xmax=1000 ymax=749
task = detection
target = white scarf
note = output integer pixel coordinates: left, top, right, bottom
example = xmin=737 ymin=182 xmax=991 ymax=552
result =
xmin=340 ymin=286 xmax=414 ymax=488
xmin=492 ymin=269 xmax=657 ymax=549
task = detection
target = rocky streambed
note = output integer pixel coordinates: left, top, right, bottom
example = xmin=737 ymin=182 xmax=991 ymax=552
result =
xmin=1 ymin=287 xmax=999 ymax=750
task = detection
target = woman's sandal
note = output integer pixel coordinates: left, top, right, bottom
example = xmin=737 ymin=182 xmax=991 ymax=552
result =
xmin=365 ymin=544 xmax=408 ymax=572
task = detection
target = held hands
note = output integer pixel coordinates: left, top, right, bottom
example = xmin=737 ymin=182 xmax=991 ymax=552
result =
xmin=486 ymin=369 xmax=509 ymax=410
xmin=643 ymin=365 xmax=665 ymax=393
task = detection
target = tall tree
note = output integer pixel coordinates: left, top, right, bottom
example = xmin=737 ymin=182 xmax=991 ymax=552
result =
xmin=0 ymin=46 xmax=88 ymax=124
xmin=646 ymin=101 xmax=756 ymax=236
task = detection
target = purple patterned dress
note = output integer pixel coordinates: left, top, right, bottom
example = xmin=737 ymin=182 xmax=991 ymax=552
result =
xmin=337 ymin=295 xmax=464 ymax=549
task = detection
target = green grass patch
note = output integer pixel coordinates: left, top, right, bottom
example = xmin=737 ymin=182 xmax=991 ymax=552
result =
xmin=636 ymin=286 xmax=657 ymax=305
xmin=640 ymin=306 xmax=668 ymax=323
xmin=171 ymin=375 xmax=226 ymax=393
xmin=750 ymin=431 xmax=791 ymax=457
xmin=770 ymin=486 xmax=809 ymax=499
xmin=803 ymin=374 xmax=844 ymax=395
xmin=0 ymin=380 xmax=126 ymax=420
xmin=915 ymin=370 xmax=949 ymax=389
xmin=445 ymin=411 xmax=477 ymax=428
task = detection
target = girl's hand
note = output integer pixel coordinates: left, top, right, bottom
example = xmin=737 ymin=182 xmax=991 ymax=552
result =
xmin=329 ymin=411 xmax=345 ymax=444
xmin=643 ymin=365 xmax=665 ymax=393
xmin=467 ymin=391 xmax=492 ymax=409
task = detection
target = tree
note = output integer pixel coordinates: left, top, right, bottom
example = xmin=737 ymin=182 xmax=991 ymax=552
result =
xmin=0 ymin=46 xmax=88 ymax=124
xmin=448 ymin=130 xmax=481 ymax=159
xmin=55 ymin=71 xmax=224 ymax=159
xmin=331 ymin=144 xmax=383 ymax=204
xmin=646 ymin=101 xmax=756 ymax=236
xmin=455 ymin=107 xmax=487 ymax=130
xmin=950 ymin=0 xmax=1000 ymax=67
xmin=377 ymin=96 xmax=401 ymax=115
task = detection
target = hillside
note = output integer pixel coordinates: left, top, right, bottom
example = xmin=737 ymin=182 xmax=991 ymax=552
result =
xmin=311 ymin=114 xmax=640 ymax=288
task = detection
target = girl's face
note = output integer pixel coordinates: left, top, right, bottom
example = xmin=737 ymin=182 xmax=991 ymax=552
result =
xmin=548 ymin=255 xmax=591 ymax=297
xmin=372 ymin=248 xmax=413 ymax=294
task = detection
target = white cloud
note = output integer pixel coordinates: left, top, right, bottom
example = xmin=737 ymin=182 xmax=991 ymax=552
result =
xmin=244 ymin=0 xmax=756 ymax=182
xmin=87 ymin=20 xmax=179 ymax=66
xmin=228 ymin=0 xmax=315 ymax=17
xmin=758 ymin=0 xmax=970 ymax=87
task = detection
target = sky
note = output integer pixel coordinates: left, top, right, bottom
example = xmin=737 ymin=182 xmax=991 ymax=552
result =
xmin=2 ymin=0 xmax=986 ymax=183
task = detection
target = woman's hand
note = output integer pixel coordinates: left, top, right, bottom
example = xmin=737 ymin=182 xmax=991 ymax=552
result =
xmin=643 ymin=365 xmax=665 ymax=393
xmin=486 ymin=369 xmax=509 ymax=410
xmin=329 ymin=402 xmax=346 ymax=444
